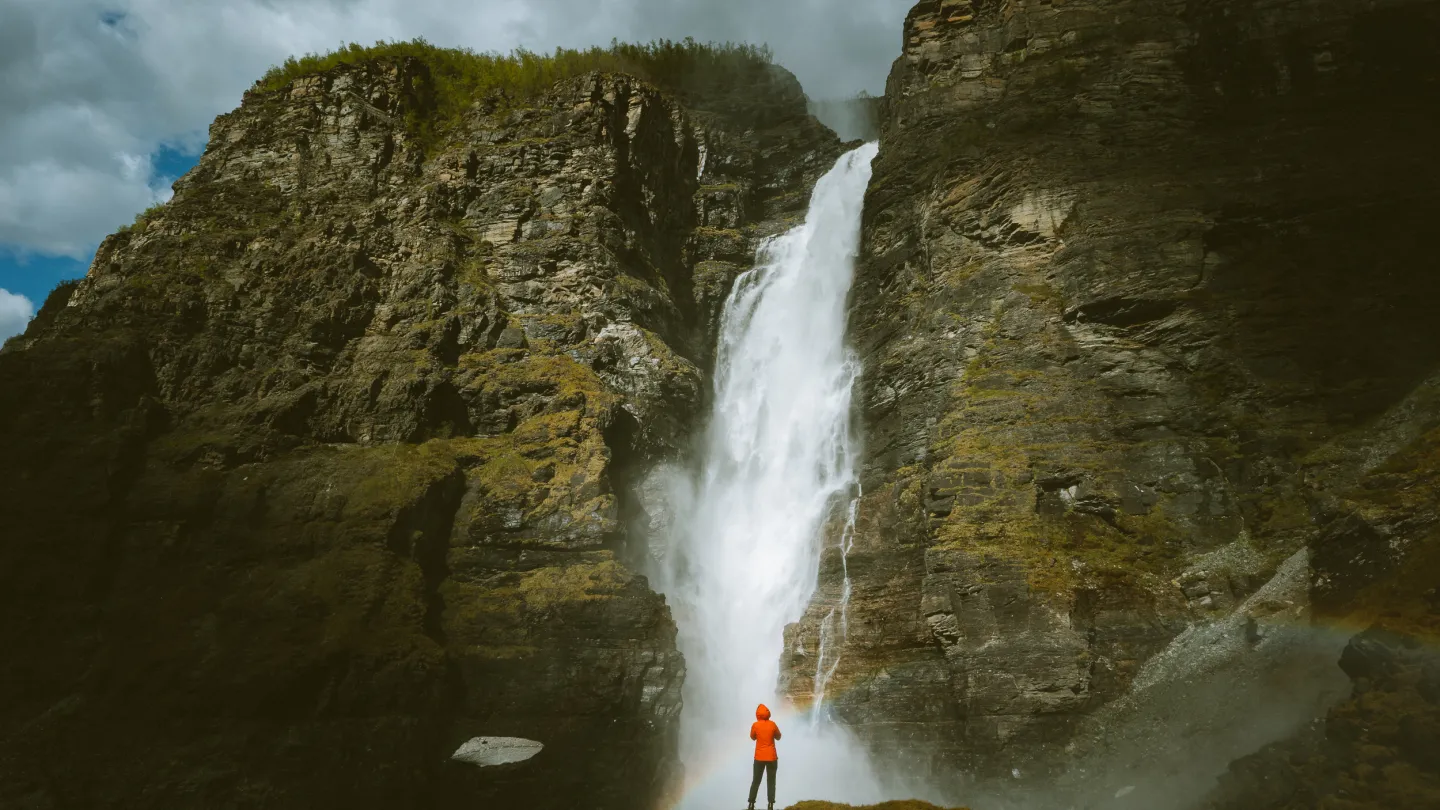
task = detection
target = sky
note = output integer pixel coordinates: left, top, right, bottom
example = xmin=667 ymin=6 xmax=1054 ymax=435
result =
xmin=0 ymin=0 xmax=913 ymax=341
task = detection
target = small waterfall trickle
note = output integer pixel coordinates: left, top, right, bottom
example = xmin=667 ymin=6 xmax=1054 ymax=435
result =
xmin=651 ymin=143 xmax=883 ymax=808
xmin=811 ymin=485 xmax=859 ymax=723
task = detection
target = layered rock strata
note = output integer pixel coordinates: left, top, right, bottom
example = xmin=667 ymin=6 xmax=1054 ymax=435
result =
xmin=0 ymin=56 xmax=841 ymax=810
xmin=781 ymin=0 xmax=1440 ymax=806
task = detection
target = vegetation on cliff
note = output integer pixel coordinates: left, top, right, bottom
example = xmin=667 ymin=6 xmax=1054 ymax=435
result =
xmin=257 ymin=37 xmax=778 ymax=136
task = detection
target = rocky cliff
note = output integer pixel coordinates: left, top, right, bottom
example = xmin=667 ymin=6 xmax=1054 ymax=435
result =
xmin=6 ymin=5 xmax=1439 ymax=808
xmin=0 ymin=47 xmax=842 ymax=810
xmin=781 ymin=0 xmax=1440 ymax=806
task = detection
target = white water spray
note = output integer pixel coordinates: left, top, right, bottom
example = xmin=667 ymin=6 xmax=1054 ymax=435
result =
xmin=652 ymin=143 xmax=883 ymax=809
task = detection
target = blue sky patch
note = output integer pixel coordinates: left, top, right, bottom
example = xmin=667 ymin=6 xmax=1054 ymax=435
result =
xmin=0 ymin=145 xmax=202 ymax=308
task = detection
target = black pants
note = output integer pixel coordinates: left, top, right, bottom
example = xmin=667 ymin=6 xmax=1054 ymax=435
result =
xmin=748 ymin=759 xmax=777 ymax=806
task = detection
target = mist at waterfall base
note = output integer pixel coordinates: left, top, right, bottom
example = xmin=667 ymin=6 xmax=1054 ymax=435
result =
xmin=647 ymin=143 xmax=888 ymax=809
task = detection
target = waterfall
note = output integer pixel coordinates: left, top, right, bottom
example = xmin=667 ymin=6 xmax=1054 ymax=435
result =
xmin=652 ymin=142 xmax=883 ymax=808
xmin=811 ymin=486 xmax=859 ymax=719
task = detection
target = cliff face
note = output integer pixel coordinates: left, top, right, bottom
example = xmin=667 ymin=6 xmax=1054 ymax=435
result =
xmin=782 ymin=0 xmax=1440 ymax=805
xmin=0 ymin=56 xmax=841 ymax=809
xmin=6 ymin=6 xmax=1438 ymax=807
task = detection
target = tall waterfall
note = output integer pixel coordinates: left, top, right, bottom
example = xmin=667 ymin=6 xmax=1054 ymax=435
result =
xmin=652 ymin=143 xmax=883 ymax=808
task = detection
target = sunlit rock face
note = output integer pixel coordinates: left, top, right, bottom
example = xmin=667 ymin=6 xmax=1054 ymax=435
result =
xmin=780 ymin=0 xmax=1440 ymax=806
xmin=0 ymin=55 xmax=842 ymax=810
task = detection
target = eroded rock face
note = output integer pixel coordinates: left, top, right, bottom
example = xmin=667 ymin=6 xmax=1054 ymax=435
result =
xmin=0 ymin=57 xmax=841 ymax=809
xmin=780 ymin=0 xmax=1440 ymax=804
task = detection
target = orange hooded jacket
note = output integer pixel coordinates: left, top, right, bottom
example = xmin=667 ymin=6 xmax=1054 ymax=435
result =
xmin=750 ymin=704 xmax=781 ymax=761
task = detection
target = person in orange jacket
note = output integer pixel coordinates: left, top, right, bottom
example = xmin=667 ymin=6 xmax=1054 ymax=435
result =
xmin=747 ymin=703 xmax=781 ymax=810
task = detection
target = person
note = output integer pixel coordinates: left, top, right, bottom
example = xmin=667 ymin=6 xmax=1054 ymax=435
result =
xmin=747 ymin=703 xmax=781 ymax=810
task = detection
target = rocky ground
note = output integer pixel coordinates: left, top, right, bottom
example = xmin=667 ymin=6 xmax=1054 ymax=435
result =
xmin=780 ymin=0 xmax=1440 ymax=807
xmin=788 ymin=802 xmax=969 ymax=810
xmin=0 ymin=52 xmax=841 ymax=810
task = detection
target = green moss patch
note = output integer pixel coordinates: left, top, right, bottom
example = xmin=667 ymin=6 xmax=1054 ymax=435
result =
xmin=461 ymin=349 xmax=617 ymax=412
xmin=932 ymin=495 xmax=1184 ymax=594
xmin=441 ymin=552 xmax=634 ymax=658
xmin=517 ymin=558 xmax=629 ymax=612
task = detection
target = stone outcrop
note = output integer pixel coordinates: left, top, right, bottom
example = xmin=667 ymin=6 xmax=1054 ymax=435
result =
xmin=0 ymin=55 xmax=841 ymax=809
xmin=781 ymin=0 xmax=1440 ymax=805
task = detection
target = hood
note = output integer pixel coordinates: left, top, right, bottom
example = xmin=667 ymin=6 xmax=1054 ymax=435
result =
xmin=756 ymin=704 xmax=771 ymax=721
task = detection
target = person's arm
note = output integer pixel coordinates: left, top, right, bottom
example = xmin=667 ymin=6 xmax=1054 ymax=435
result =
xmin=750 ymin=723 xmax=757 ymax=741
xmin=774 ymin=724 xmax=782 ymax=741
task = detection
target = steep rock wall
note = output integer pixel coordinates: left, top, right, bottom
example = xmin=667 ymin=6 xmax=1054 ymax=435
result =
xmin=0 ymin=57 xmax=841 ymax=810
xmin=782 ymin=0 xmax=1440 ymax=805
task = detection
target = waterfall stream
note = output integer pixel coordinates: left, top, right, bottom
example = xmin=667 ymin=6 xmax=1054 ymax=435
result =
xmin=811 ymin=485 xmax=859 ymax=719
xmin=652 ymin=143 xmax=883 ymax=808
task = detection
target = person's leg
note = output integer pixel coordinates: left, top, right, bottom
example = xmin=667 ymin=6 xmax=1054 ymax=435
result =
xmin=765 ymin=760 xmax=777 ymax=807
xmin=748 ymin=760 xmax=764 ymax=807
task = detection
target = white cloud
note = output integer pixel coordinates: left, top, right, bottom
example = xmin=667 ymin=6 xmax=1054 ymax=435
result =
xmin=0 ymin=288 xmax=36 ymax=342
xmin=0 ymin=0 xmax=909 ymax=258
xmin=0 ymin=156 xmax=170 ymax=256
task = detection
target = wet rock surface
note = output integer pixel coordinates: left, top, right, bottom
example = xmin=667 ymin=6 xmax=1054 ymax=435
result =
xmin=0 ymin=57 xmax=841 ymax=809
xmin=780 ymin=0 xmax=1440 ymax=805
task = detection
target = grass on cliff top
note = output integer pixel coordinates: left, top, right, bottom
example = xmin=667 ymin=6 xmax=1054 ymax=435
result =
xmin=257 ymin=37 xmax=775 ymax=136
xmin=114 ymin=200 xmax=170 ymax=236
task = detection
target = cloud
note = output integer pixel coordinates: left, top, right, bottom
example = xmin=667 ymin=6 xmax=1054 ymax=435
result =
xmin=0 ymin=0 xmax=909 ymax=257
xmin=0 ymin=288 xmax=36 ymax=342
xmin=618 ymin=0 xmax=914 ymax=99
